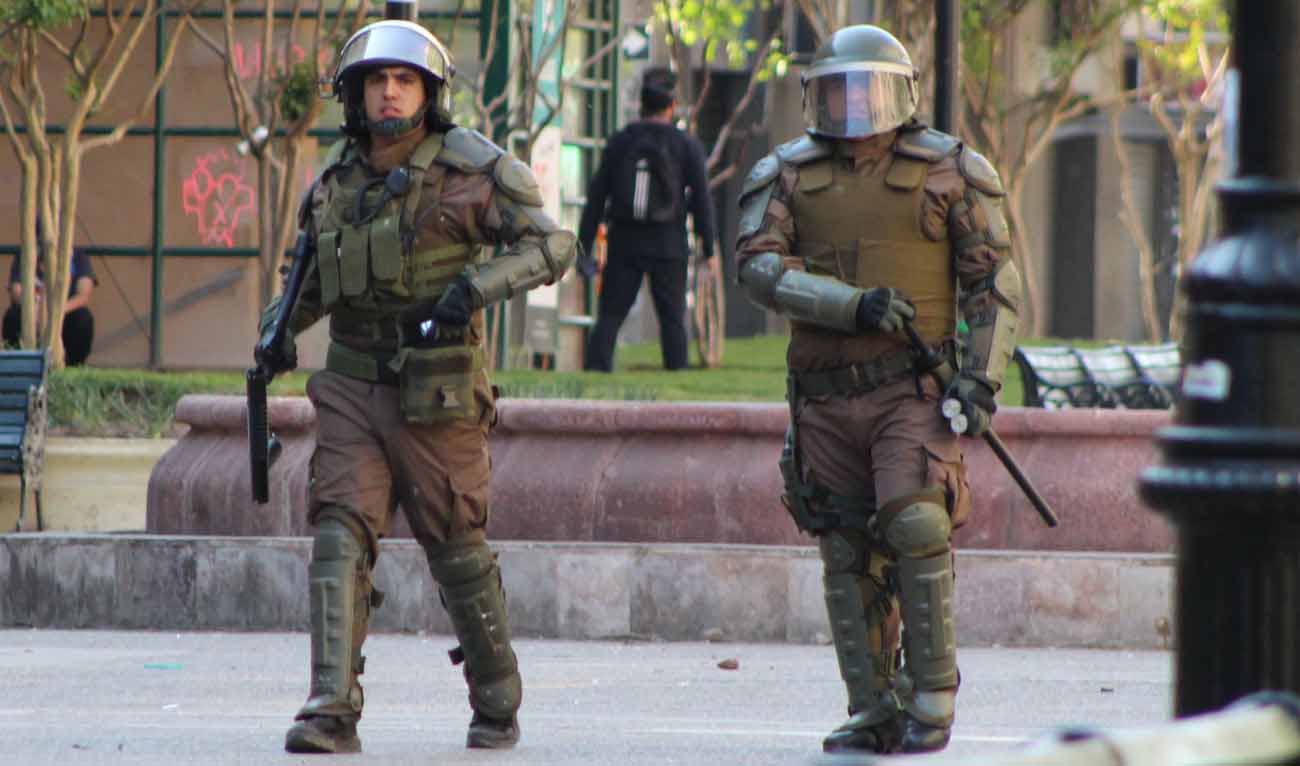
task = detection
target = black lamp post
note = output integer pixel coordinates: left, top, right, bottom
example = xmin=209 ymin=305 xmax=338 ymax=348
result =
xmin=933 ymin=0 xmax=960 ymax=135
xmin=1139 ymin=1 xmax=1300 ymax=718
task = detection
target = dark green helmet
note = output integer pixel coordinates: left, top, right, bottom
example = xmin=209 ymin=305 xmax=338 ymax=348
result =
xmin=802 ymin=25 xmax=918 ymax=139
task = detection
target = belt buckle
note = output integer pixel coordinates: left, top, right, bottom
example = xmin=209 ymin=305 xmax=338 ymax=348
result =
xmin=847 ymin=364 xmax=865 ymax=390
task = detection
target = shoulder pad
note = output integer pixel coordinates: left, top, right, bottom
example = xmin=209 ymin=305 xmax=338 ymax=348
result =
xmin=492 ymin=155 xmax=545 ymax=207
xmin=958 ymin=146 xmax=1005 ymax=197
xmin=774 ymin=135 xmax=832 ymax=167
xmin=438 ymin=128 xmax=504 ymax=172
xmin=740 ymin=153 xmax=780 ymax=198
xmin=894 ymin=127 xmax=960 ymax=163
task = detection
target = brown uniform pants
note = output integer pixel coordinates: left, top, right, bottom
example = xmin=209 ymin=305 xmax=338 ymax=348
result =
xmin=306 ymin=369 xmax=498 ymax=556
xmin=795 ymin=373 xmax=970 ymax=527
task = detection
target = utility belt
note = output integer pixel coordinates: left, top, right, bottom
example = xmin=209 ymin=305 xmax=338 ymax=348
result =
xmin=790 ymin=342 xmax=955 ymax=400
xmin=326 ymin=335 xmax=483 ymax=424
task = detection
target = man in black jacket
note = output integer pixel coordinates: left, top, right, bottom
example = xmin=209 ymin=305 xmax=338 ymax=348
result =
xmin=577 ymin=68 xmax=716 ymax=371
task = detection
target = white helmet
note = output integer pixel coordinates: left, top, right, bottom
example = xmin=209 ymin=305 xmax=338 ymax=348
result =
xmin=332 ymin=20 xmax=455 ymax=136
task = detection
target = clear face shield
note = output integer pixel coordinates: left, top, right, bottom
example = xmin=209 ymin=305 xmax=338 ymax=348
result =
xmin=802 ymin=63 xmax=917 ymax=139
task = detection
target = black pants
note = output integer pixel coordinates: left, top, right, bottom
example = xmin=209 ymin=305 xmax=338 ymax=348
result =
xmin=585 ymin=253 xmax=688 ymax=372
xmin=3 ymin=305 xmax=95 ymax=366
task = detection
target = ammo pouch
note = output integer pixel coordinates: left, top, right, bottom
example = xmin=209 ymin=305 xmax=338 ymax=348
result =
xmin=390 ymin=342 xmax=484 ymax=425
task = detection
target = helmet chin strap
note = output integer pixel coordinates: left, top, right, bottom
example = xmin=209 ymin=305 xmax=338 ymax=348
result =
xmin=365 ymin=99 xmax=429 ymax=137
xmin=366 ymin=112 xmax=423 ymax=138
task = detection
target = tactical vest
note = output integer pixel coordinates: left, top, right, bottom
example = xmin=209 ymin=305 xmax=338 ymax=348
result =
xmin=311 ymin=132 xmax=486 ymax=422
xmin=787 ymin=134 xmax=956 ymax=369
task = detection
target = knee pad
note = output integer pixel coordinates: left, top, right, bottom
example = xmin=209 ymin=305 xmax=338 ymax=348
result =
xmin=876 ymin=489 xmax=951 ymax=559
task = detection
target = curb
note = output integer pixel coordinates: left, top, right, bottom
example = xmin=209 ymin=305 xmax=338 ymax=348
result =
xmin=0 ymin=534 xmax=1174 ymax=649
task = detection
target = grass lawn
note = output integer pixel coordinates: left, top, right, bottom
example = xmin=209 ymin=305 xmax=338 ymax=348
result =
xmin=47 ymin=333 xmax=1081 ymax=437
xmin=493 ymin=334 xmax=1029 ymax=406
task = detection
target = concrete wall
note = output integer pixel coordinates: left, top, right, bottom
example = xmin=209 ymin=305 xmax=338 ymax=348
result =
xmin=0 ymin=534 xmax=1176 ymax=649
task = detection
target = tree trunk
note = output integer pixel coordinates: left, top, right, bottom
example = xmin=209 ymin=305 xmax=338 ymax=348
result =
xmin=258 ymin=150 xmax=277 ymax=307
xmin=1004 ymin=185 xmax=1044 ymax=337
xmin=17 ymin=153 xmax=40 ymax=351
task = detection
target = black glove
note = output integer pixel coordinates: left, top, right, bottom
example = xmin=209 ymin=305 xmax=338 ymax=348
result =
xmin=944 ymin=372 xmax=997 ymax=437
xmin=432 ymin=276 xmax=476 ymax=327
xmin=253 ymin=333 xmax=297 ymax=375
xmin=856 ymin=287 xmax=916 ymax=333
xmin=576 ymin=253 xmax=599 ymax=280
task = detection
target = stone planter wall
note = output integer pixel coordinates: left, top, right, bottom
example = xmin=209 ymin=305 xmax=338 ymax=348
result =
xmin=1 ymin=437 xmax=176 ymax=533
xmin=148 ymin=396 xmax=1174 ymax=553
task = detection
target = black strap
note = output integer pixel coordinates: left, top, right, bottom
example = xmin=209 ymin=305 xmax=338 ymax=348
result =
xmin=784 ymin=481 xmax=874 ymax=533
xmin=792 ymin=348 xmax=919 ymax=398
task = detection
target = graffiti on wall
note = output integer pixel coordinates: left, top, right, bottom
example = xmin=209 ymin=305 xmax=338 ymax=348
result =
xmin=232 ymin=41 xmax=333 ymax=81
xmin=182 ymin=149 xmax=256 ymax=248
xmin=178 ymin=38 xmax=331 ymax=247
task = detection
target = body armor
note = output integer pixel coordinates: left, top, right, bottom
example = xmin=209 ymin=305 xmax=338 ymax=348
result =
xmin=286 ymin=127 xmax=573 ymax=423
xmin=739 ymin=128 xmax=961 ymax=370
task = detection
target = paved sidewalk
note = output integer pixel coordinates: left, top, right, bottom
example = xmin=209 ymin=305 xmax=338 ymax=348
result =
xmin=0 ymin=630 xmax=1172 ymax=766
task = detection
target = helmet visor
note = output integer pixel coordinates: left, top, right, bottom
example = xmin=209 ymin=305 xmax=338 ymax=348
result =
xmin=803 ymin=66 xmax=916 ymax=139
xmin=333 ymin=22 xmax=450 ymax=91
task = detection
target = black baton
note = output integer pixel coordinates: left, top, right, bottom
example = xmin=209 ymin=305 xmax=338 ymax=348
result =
xmin=904 ymin=323 xmax=1059 ymax=528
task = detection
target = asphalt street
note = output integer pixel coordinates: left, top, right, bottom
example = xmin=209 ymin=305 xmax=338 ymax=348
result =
xmin=0 ymin=630 xmax=1172 ymax=766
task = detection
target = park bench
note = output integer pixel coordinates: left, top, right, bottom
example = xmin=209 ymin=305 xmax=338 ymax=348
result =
xmin=1014 ymin=342 xmax=1181 ymax=409
xmin=0 ymin=350 xmax=49 ymax=531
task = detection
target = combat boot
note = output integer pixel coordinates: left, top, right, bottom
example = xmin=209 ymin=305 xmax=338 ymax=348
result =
xmin=822 ymin=701 xmax=904 ymax=754
xmin=898 ymin=685 xmax=956 ymax=753
xmin=285 ymin=714 xmax=361 ymax=754
xmin=467 ymin=711 xmax=521 ymax=749
xmin=900 ymin=714 xmax=951 ymax=753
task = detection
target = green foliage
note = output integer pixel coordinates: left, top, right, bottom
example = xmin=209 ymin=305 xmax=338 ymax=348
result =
xmin=755 ymin=37 xmax=788 ymax=83
xmin=277 ymin=62 xmax=317 ymax=124
xmin=47 ymin=368 xmax=233 ymax=438
xmin=0 ymin=0 xmax=86 ymax=28
xmin=1139 ymin=0 xmax=1229 ymax=88
xmin=654 ymin=0 xmax=787 ymax=74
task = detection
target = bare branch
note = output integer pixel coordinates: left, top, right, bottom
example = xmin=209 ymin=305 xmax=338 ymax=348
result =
xmin=705 ymin=36 xmax=774 ymax=171
xmin=571 ymin=34 xmax=621 ymax=77
xmin=82 ymin=12 xmax=194 ymax=152
xmin=83 ymin=0 xmax=158 ymax=118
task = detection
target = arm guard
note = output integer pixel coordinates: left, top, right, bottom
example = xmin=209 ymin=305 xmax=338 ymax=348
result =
xmin=739 ymin=251 xmax=863 ymax=333
xmin=464 ymin=228 xmax=577 ymax=308
xmin=464 ymin=164 xmax=578 ymax=308
xmin=960 ymin=257 xmax=1021 ymax=389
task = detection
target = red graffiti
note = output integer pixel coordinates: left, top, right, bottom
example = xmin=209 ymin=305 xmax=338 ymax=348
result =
xmin=232 ymin=41 xmax=333 ymax=81
xmin=181 ymin=149 xmax=257 ymax=248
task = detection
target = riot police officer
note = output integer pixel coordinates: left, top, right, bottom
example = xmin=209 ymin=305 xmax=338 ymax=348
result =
xmin=736 ymin=25 xmax=1021 ymax=755
xmin=254 ymin=17 xmax=577 ymax=754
